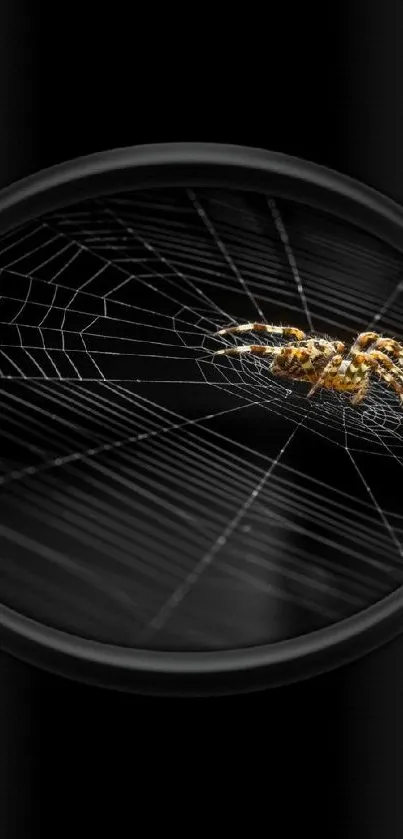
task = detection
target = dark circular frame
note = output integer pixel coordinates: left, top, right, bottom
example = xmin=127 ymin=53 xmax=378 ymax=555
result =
xmin=1 ymin=141 xmax=403 ymax=696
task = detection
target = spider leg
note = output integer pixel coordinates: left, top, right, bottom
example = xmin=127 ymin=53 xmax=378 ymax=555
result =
xmin=306 ymin=352 xmax=343 ymax=398
xmin=215 ymin=323 xmax=306 ymax=341
xmin=354 ymin=332 xmax=403 ymax=366
xmin=350 ymin=373 xmax=371 ymax=405
xmin=364 ymin=350 xmax=403 ymax=403
xmin=371 ymin=337 xmax=403 ymax=366
xmin=213 ymin=344 xmax=281 ymax=358
xmin=352 ymin=331 xmax=382 ymax=351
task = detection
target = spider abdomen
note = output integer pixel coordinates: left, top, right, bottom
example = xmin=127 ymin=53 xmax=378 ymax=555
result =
xmin=271 ymin=346 xmax=326 ymax=382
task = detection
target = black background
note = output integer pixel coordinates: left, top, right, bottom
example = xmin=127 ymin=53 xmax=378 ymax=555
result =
xmin=1 ymin=2 xmax=403 ymax=836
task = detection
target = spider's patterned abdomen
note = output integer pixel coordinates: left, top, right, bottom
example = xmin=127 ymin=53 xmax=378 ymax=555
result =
xmin=272 ymin=340 xmax=337 ymax=383
xmin=271 ymin=348 xmax=315 ymax=381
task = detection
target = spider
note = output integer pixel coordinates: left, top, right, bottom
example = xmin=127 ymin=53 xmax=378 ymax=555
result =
xmin=212 ymin=323 xmax=403 ymax=405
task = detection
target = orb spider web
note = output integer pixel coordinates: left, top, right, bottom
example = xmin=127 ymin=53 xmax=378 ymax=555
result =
xmin=1 ymin=184 xmax=403 ymax=651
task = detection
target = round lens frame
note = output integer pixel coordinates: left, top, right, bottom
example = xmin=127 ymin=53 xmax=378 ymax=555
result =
xmin=1 ymin=142 xmax=403 ymax=696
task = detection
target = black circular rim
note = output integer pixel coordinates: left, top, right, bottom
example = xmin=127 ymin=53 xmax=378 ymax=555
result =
xmin=1 ymin=141 xmax=403 ymax=696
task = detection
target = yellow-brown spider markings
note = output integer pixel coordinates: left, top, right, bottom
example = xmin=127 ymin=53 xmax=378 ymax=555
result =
xmin=212 ymin=323 xmax=403 ymax=405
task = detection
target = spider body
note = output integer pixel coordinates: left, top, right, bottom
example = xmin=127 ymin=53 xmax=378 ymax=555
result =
xmin=212 ymin=324 xmax=403 ymax=405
